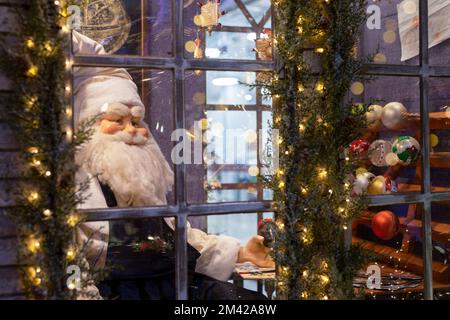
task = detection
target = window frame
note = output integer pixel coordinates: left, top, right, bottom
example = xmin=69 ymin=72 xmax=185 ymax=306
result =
xmin=73 ymin=0 xmax=450 ymax=300
xmin=362 ymin=1 xmax=450 ymax=300
xmin=74 ymin=0 xmax=274 ymax=300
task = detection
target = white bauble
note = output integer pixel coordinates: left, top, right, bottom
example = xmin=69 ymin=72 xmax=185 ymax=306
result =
xmin=368 ymin=139 xmax=393 ymax=167
xmin=353 ymin=172 xmax=375 ymax=195
xmin=381 ymin=102 xmax=407 ymax=130
xmin=366 ymin=105 xmax=383 ymax=132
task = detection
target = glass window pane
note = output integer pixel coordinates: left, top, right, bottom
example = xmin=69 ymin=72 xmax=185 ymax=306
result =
xmin=353 ymin=204 xmax=425 ymax=299
xmin=429 ymin=78 xmax=450 ymax=191
xmin=428 ymin=0 xmax=450 ymax=67
xmin=360 ymin=0 xmax=420 ymax=65
xmin=242 ymin=0 xmax=271 ymax=24
xmin=89 ymin=217 xmax=177 ymax=299
xmin=215 ymin=0 xmax=252 ymax=27
xmin=205 ymin=32 xmax=256 ymax=60
xmin=351 ymin=76 xmax=421 ymax=195
xmin=431 ymin=202 xmax=450 ymax=299
xmin=206 ymin=71 xmax=256 ymax=105
xmin=183 ymin=0 xmax=272 ymax=60
xmin=73 ymin=67 xmax=175 ymax=207
xmin=185 ymin=70 xmax=271 ymax=204
xmin=71 ymin=0 xmax=173 ymax=57
xmin=201 ymin=212 xmax=274 ymax=298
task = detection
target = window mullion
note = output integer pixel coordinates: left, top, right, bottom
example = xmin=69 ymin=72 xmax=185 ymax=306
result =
xmin=419 ymin=0 xmax=433 ymax=301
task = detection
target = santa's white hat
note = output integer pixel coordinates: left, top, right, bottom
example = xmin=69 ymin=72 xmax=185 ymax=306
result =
xmin=72 ymin=31 xmax=145 ymax=126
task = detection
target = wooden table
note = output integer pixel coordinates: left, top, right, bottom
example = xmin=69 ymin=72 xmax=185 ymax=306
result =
xmin=231 ymin=264 xmax=450 ymax=300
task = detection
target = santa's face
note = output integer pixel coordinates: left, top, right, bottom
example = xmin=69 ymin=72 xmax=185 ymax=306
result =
xmin=77 ymin=107 xmax=174 ymax=207
xmin=100 ymin=112 xmax=149 ymax=145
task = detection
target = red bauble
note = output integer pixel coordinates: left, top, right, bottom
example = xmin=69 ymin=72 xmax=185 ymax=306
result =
xmin=371 ymin=210 xmax=400 ymax=240
xmin=349 ymin=139 xmax=370 ymax=157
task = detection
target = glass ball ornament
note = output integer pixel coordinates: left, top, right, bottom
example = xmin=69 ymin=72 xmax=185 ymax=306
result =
xmin=367 ymin=175 xmax=397 ymax=195
xmin=348 ymin=139 xmax=370 ymax=159
xmin=365 ymin=104 xmax=383 ymax=132
xmin=391 ymin=136 xmax=421 ymax=165
xmin=368 ymin=140 xmax=393 ymax=167
xmin=385 ymin=152 xmax=400 ymax=166
xmin=381 ymin=102 xmax=407 ymax=130
xmin=371 ymin=210 xmax=400 ymax=240
xmin=78 ymin=0 xmax=131 ymax=54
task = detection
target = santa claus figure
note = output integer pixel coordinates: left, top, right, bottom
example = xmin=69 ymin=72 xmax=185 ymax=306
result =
xmin=72 ymin=31 xmax=273 ymax=300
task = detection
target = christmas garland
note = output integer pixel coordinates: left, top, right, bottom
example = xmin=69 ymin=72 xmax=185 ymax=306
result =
xmin=0 ymin=1 xmax=99 ymax=299
xmin=264 ymin=0 xmax=371 ymax=299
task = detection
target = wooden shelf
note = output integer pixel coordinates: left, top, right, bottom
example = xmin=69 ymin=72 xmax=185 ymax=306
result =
xmin=429 ymin=152 xmax=450 ymax=169
xmin=353 ymin=236 xmax=450 ymax=283
xmin=397 ymin=183 xmax=450 ymax=193
xmin=405 ymin=112 xmax=450 ymax=130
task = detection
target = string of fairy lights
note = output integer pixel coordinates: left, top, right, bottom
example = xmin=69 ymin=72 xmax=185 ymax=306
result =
xmin=262 ymin=0 xmax=370 ymax=300
xmin=0 ymin=0 xmax=98 ymax=299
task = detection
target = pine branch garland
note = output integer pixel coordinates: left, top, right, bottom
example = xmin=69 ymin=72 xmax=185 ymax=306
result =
xmin=0 ymin=0 xmax=98 ymax=299
xmin=263 ymin=0 xmax=372 ymax=300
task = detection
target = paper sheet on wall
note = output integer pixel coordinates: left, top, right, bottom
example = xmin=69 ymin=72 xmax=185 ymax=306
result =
xmin=398 ymin=0 xmax=450 ymax=61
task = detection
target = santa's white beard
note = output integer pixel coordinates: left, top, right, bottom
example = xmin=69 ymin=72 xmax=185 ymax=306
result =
xmin=77 ymin=129 xmax=174 ymax=207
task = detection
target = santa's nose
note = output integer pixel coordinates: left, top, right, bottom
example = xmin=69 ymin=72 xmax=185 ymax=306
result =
xmin=125 ymin=124 xmax=137 ymax=135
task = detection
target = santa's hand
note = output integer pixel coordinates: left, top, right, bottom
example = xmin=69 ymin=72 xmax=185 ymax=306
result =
xmin=238 ymin=235 xmax=275 ymax=268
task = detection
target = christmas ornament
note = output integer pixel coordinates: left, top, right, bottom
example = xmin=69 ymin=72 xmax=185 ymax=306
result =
xmin=368 ymin=139 xmax=393 ymax=167
xmin=348 ymin=139 xmax=370 ymax=159
xmin=353 ymin=171 xmax=375 ymax=195
xmin=430 ymin=133 xmax=439 ymax=148
xmin=371 ymin=210 xmax=400 ymax=240
xmin=381 ymin=102 xmax=407 ymax=130
xmin=196 ymin=0 xmax=225 ymax=34
xmin=365 ymin=104 xmax=383 ymax=132
xmin=254 ymin=29 xmax=273 ymax=60
xmin=79 ymin=0 xmax=131 ymax=54
xmin=355 ymin=167 xmax=368 ymax=176
xmin=367 ymin=175 xmax=397 ymax=195
xmin=132 ymin=236 xmax=173 ymax=253
xmin=385 ymin=152 xmax=400 ymax=166
xmin=193 ymin=36 xmax=203 ymax=59
xmin=391 ymin=135 xmax=421 ymax=165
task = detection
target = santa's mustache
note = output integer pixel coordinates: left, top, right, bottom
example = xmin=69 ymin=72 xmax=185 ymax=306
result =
xmin=101 ymin=130 xmax=149 ymax=146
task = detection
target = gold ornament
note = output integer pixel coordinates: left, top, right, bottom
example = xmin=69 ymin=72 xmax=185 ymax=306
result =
xmin=78 ymin=0 xmax=131 ymax=54
xmin=185 ymin=41 xmax=197 ymax=53
xmin=368 ymin=176 xmax=386 ymax=195
xmin=430 ymin=134 xmax=439 ymax=148
xmin=194 ymin=45 xmax=204 ymax=59
xmin=198 ymin=1 xmax=224 ymax=33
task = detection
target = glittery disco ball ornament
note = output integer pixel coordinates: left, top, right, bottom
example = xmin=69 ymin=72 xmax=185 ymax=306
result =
xmin=371 ymin=210 xmax=400 ymax=240
xmin=367 ymin=175 xmax=397 ymax=195
xmin=391 ymin=136 xmax=421 ymax=165
xmin=381 ymin=102 xmax=407 ymax=130
xmin=368 ymin=140 xmax=393 ymax=167
xmin=79 ymin=0 xmax=131 ymax=54
xmin=365 ymin=104 xmax=383 ymax=132
xmin=348 ymin=139 xmax=370 ymax=159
